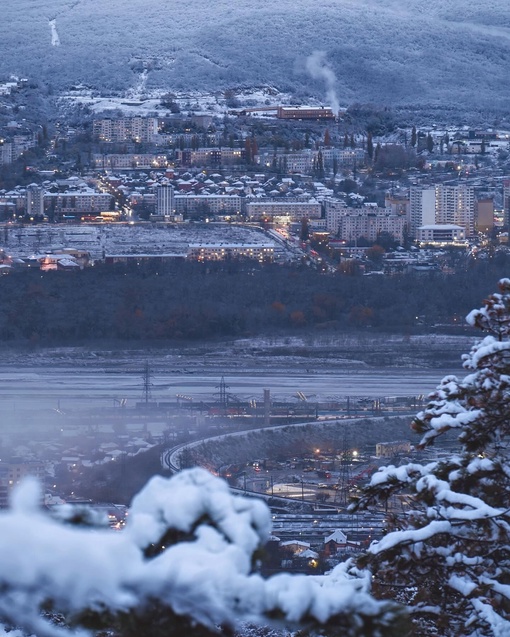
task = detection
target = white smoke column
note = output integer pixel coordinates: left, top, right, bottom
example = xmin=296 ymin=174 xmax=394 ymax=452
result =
xmin=305 ymin=51 xmax=339 ymax=115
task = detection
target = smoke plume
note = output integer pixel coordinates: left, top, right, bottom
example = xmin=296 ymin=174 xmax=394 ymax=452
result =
xmin=305 ymin=51 xmax=340 ymax=115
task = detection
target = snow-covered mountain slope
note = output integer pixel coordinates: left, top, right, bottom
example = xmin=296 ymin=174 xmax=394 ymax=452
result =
xmin=4 ymin=0 xmax=510 ymax=108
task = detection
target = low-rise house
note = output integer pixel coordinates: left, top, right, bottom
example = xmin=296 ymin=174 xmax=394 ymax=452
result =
xmin=279 ymin=540 xmax=311 ymax=556
xmin=417 ymin=224 xmax=465 ymax=245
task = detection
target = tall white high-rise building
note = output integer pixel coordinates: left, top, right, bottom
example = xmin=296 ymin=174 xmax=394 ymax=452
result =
xmin=92 ymin=117 xmax=158 ymax=143
xmin=503 ymin=179 xmax=510 ymax=228
xmin=325 ymin=198 xmax=349 ymax=233
xmin=409 ymin=187 xmax=435 ymax=236
xmin=26 ymin=184 xmax=45 ymax=218
xmin=155 ymin=184 xmax=175 ymax=218
xmin=435 ymin=184 xmax=475 ymax=236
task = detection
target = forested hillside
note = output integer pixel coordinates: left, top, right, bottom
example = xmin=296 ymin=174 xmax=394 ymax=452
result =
xmin=3 ymin=0 xmax=510 ymax=109
xmin=0 ymin=259 xmax=506 ymax=344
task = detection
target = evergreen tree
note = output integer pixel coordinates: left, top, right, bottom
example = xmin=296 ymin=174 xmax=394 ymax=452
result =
xmin=316 ymin=149 xmax=325 ymax=179
xmin=300 ymin=217 xmax=310 ymax=242
xmin=251 ymin=135 xmax=258 ymax=158
xmin=244 ymin=137 xmax=252 ymax=164
xmin=411 ymin=126 xmax=417 ymax=148
xmin=426 ymin=133 xmax=434 ymax=154
xmin=367 ymin=131 xmax=374 ymax=160
xmin=354 ymin=279 xmax=510 ymax=636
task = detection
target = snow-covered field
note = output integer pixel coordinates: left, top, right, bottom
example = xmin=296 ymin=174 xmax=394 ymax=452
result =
xmin=59 ymin=86 xmax=293 ymax=118
xmin=0 ymin=223 xmax=281 ymax=260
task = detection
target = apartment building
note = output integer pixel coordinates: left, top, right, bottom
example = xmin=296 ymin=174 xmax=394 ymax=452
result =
xmin=157 ymin=132 xmax=220 ymax=147
xmin=44 ymin=190 xmax=113 ymax=220
xmin=174 ymin=194 xmax=243 ymax=218
xmin=0 ymin=142 xmax=13 ymax=165
xmin=325 ymin=199 xmax=350 ymax=233
xmin=320 ymin=147 xmax=366 ymax=169
xmin=476 ymin=198 xmax=494 ymax=233
xmin=503 ymin=180 xmax=510 ymax=228
xmin=253 ymin=150 xmax=309 ymax=173
xmin=175 ymin=148 xmax=245 ymax=167
xmin=92 ymin=117 xmax=159 ymax=143
xmin=0 ymin=191 xmax=24 ymax=218
xmin=26 ymin=184 xmax=45 ymax=217
xmin=92 ymin=154 xmax=168 ymax=170
xmin=188 ymin=243 xmax=275 ymax=262
xmin=245 ymin=199 xmax=321 ymax=221
xmin=284 ymin=151 xmax=313 ymax=173
xmin=376 ymin=441 xmax=411 ymax=458
xmin=255 ymin=148 xmax=365 ymax=174
xmin=337 ymin=207 xmax=405 ymax=244
xmin=409 ymin=186 xmax=436 ymax=236
xmin=385 ymin=193 xmax=410 ymax=217
xmin=276 ymin=106 xmax=335 ymax=120
xmin=12 ymin=132 xmax=37 ymax=159
xmin=435 ymin=184 xmax=475 ymax=236
xmin=0 ymin=132 xmax=37 ymax=164
xmin=0 ymin=460 xmax=46 ymax=508
xmin=155 ymin=184 xmax=175 ymax=218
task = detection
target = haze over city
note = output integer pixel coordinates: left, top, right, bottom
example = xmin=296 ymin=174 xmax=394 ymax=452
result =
xmin=1 ymin=1 xmax=510 ymax=636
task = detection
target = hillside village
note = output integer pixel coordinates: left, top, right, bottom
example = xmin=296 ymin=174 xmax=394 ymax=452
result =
xmin=0 ymin=81 xmax=509 ymax=275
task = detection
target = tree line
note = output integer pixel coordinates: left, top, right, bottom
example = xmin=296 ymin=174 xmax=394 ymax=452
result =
xmin=0 ymin=258 xmax=508 ymax=345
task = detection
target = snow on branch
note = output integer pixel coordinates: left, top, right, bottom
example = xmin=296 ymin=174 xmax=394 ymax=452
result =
xmin=466 ymin=278 xmax=510 ymax=341
xmin=464 ymin=336 xmax=510 ymax=370
xmin=470 ymin=598 xmax=510 ymax=637
xmin=0 ymin=471 xmax=402 ymax=636
xmin=415 ymin=474 xmax=506 ymax=521
xmin=368 ymin=520 xmax=452 ymax=555
xmin=368 ymin=462 xmax=436 ymax=488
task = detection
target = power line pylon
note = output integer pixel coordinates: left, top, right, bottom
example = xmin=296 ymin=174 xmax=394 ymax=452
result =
xmin=216 ymin=376 xmax=229 ymax=411
xmin=142 ymin=360 xmax=152 ymax=405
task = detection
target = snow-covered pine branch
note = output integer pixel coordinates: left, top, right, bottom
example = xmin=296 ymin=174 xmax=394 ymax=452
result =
xmin=352 ymin=279 xmax=510 ymax=636
xmin=0 ymin=469 xmax=406 ymax=637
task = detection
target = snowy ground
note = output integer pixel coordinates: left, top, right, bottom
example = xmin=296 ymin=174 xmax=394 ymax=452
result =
xmin=59 ymin=86 xmax=297 ymax=118
xmin=0 ymin=333 xmax=468 ymax=430
xmin=0 ymin=223 xmax=284 ymax=260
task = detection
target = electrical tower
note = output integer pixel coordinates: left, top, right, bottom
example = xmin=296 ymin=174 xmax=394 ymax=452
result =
xmin=216 ymin=376 xmax=229 ymax=411
xmin=142 ymin=361 xmax=152 ymax=405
